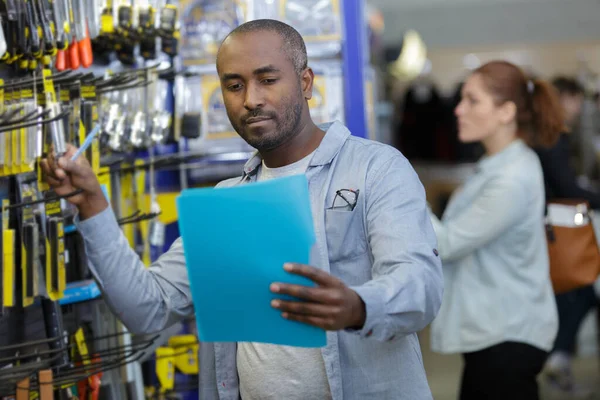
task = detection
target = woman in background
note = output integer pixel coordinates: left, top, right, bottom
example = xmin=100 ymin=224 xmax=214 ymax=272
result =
xmin=429 ymin=60 xmax=563 ymax=400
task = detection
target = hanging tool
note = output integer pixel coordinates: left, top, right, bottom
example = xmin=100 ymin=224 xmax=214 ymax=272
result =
xmin=46 ymin=216 xmax=65 ymax=299
xmin=38 ymin=369 xmax=54 ymax=400
xmin=147 ymin=150 xmax=164 ymax=249
xmin=73 ymin=327 xmax=103 ymax=400
xmin=25 ymin=0 xmax=43 ymax=70
xmin=70 ymin=124 xmax=101 ymax=160
xmin=47 ymin=101 xmax=67 ymax=156
xmin=15 ymin=376 xmax=30 ymax=400
xmin=139 ymin=4 xmax=156 ymax=60
xmin=0 ymin=15 xmax=8 ymax=61
xmin=157 ymin=4 xmax=179 ymax=57
xmin=115 ymin=1 xmax=134 ymax=65
xmin=22 ymin=221 xmax=39 ymax=307
xmin=73 ymin=0 xmax=93 ymax=68
xmin=155 ymin=347 xmax=175 ymax=394
xmin=3 ymin=0 xmax=19 ymax=65
xmin=43 ymin=70 xmax=67 ymax=157
xmin=0 ymin=16 xmax=12 ymax=64
xmin=92 ymin=0 xmax=114 ymax=59
xmin=65 ymin=0 xmax=80 ymax=70
xmin=53 ymin=0 xmax=71 ymax=70
xmin=17 ymin=0 xmax=30 ymax=70
xmin=86 ymin=0 xmax=101 ymax=39
xmin=2 ymin=199 xmax=16 ymax=308
xmin=36 ymin=0 xmax=58 ymax=66
xmin=77 ymin=358 xmax=102 ymax=400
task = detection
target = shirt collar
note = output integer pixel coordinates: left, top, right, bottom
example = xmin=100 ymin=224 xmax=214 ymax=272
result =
xmin=477 ymin=139 xmax=527 ymax=174
xmin=242 ymin=120 xmax=351 ymax=176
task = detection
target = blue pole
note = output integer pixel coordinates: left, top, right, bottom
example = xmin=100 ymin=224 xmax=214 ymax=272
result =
xmin=341 ymin=0 xmax=368 ymax=138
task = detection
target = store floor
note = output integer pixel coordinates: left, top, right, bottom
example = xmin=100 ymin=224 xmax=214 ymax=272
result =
xmin=419 ymin=327 xmax=600 ymax=400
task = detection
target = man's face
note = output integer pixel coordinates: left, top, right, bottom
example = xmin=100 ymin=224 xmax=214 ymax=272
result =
xmin=217 ymin=31 xmax=313 ymax=151
xmin=561 ymin=93 xmax=584 ymax=127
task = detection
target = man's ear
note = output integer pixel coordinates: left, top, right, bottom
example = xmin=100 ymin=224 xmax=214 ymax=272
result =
xmin=301 ymin=67 xmax=314 ymax=101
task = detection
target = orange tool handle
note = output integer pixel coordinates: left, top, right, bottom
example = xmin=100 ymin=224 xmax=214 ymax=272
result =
xmin=55 ymin=50 xmax=67 ymax=71
xmin=78 ymin=36 xmax=93 ymax=68
xmin=68 ymin=42 xmax=80 ymax=69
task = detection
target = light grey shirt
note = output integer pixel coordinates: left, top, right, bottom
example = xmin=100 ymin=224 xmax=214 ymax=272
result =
xmin=77 ymin=121 xmax=443 ymax=400
xmin=237 ymin=150 xmax=332 ymax=400
xmin=429 ymin=139 xmax=558 ymax=354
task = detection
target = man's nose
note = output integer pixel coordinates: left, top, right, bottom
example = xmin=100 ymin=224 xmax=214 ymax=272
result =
xmin=244 ymin=83 xmax=265 ymax=110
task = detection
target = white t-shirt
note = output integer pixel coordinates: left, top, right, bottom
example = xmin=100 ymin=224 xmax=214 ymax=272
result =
xmin=236 ymin=151 xmax=332 ymax=400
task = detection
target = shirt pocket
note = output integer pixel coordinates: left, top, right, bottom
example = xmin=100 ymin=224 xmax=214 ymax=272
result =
xmin=325 ymin=208 xmax=367 ymax=262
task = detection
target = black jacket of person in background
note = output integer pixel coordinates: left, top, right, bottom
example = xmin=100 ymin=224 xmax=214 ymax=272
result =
xmin=535 ymin=132 xmax=600 ymax=209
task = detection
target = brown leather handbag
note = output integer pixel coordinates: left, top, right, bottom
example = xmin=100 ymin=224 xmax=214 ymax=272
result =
xmin=546 ymin=199 xmax=600 ymax=294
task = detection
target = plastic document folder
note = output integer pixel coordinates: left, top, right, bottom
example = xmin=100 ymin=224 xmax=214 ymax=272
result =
xmin=176 ymin=175 xmax=326 ymax=347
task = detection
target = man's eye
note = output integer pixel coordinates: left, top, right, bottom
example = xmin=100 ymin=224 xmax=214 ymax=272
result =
xmin=227 ymin=84 xmax=243 ymax=91
xmin=262 ymin=78 xmax=278 ymax=85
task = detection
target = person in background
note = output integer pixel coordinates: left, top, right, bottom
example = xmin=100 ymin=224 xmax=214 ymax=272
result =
xmin=41 ymin=20 xmax=443 ymax=400
xmin=428 ymin=60 xmax=562 ymax=400
xmin=537 ymin=76 xmax=600 ymax=394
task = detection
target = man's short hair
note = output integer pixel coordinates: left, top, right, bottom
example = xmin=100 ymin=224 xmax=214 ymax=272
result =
xmin=219 ymin=19 xmax=308 ymax=75
xmin=552 ymin=76 xmax=584 ymax=96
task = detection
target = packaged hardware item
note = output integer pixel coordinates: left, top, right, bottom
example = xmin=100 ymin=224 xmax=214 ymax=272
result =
xmin=250 ymin=0 xmax=343 ymax=58
xmin=175 ymin=67 xmax=252 ymax=153
xmin=308 ymin=62 xmax=344 ymax=125
xmin=179 ymin=0 xmax=247 ymax=65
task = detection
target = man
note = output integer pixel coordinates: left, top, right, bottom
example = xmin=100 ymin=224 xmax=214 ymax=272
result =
xmin=536 ymin=77 xmax=599 ymax=395
xmin=553 ymin=76 xmax=585 ymax=129
xmin=42 ymin=20 xmax=443 ymax=400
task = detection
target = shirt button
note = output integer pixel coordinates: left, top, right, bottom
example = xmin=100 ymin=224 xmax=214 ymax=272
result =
xmin=433 ymin=249 xmax=439 ymax=256
xmin=366 ymin=329 xmax=373 ymax=337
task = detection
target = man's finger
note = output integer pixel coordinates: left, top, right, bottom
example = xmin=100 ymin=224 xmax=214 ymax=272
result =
xmin=64 ymin=144 xmax=78 ymax=158
xmin=45 ymin=174 xmax=64 ymax=187
xmin=281 ymin=313 xmax=332 ymax=330
xmin=270 ymin=284 xmax=342 ymax=304
xmin=272 ymin=298 xmax=335 ymax=317
xmin=57 ymin=155 xmax=84 ymax=175
xmin=283 ymin=263 xmax=342 ymax=287
xmin=40 ymin=159 xmax=61 ymax=181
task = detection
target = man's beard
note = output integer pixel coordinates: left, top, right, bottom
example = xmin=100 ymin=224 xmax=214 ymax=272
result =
xmin=230 ymin=96 xmax=304 ymax=152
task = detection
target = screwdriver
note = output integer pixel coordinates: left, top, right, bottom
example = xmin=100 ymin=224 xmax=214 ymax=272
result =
xmin=70 ymin=124 xmax=101 ymax=161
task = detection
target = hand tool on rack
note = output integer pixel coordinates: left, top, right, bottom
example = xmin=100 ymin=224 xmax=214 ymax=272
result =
xmin=15 ymin=376 xmax=30 ymax=400
xmin=3 ymin=0 xmax=19 ymax=65
xmin=115 ymin=0 xmax=135 ymax=65
xmin=38 ymin=369 xmax=54 ymax=400
xmin=47 ymin=101 xmax=67 ymax=156
xmin=65 ymin=0 xmax=80 ymax=70
xmin=77 ymin=356 xmax=102 ymax=400
xmin=17 ymin=1 xmax=30 ymax=70
xmin=157 ymin=4 xmax=178 ymax=57
xmin=85 ymin=0 xmax=101 ymax=40
xmin=0 ymin=15 xmax=8 ymax=60
xmin=24 ymin=0 xmax=43 ymax=71
xmin=46 ymin=215 xmax=65 ymax=298
xmin=2 ymin=199 xmax=16 ymax=308
xmin=138 ymin=3 xmax=156 ymax=60
xmin=21 ymin=220 xmax=39 ymax=307
xmin=43 ymin=70 xmax=67 ymax=157
xmin=73 ymin=0 xmax=92 ymax=68
xmin=70 ymin=124 xmax=101 ymax=161
xmin=53 ymin=0 xmax=71 ymax=70
xmin=36 ymin=0 xmax=58 ymax=66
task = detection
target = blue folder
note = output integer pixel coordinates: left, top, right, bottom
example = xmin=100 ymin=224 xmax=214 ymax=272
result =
xmin=176 ymin=175 xmax=326 ymax=347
